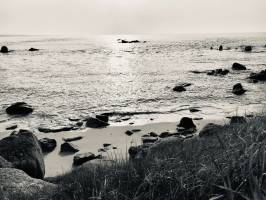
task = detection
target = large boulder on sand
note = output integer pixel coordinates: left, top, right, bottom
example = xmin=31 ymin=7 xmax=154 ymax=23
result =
xmin=0 ymin=168 xmax=57 ymax=200
xmin=6 ymin=102 xmax=33 ymax=115
xmin=232 ymin=63 xmax=246 ymax=70
xmin=0 ymin=129 xmax=45 ymax=179
xmin=60 ymin=142 xmax=79 ymax=154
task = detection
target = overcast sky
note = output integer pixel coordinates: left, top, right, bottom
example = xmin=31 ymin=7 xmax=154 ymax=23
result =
xmin=1 ymin=0 xmax=266 ymax=35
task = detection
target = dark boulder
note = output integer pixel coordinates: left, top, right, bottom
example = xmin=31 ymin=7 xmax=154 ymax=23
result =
xmin=60 ymin=142 xmax=79 ymax=154
xmin=6 ymin=102 xmax=33 ymax=115
xmin=73 ymin=152 xmax=98 ymax=166
xmin=125 ymin=130 xmax=134 ymax=136
xmin=103 ymin=143 xmax=111 ymax=147
xmin=189 ymin=108 xmax=201 ymax=113
xmin=230 ymin=116 xmax=246 ymax=124
xmin=96 ymin=114 xmax=109 ymax=123
xmin=38 ymin=138 xmax=57 ymax=153
xmin=232 ymin=63 xmax=247 ymax=70
xmin=210 ymin=47 xmax=213 ymax=50
xmin=232 ymin=83 xmax=246 ymax=95
xmin=0 ymin=156 xmax=13 ymax=168
xmin=29 ymin=48 xmax=39 ymax=51
xmin=0 ymin=46 xmax=8 ymax=53
xmin=219 ymin=45 xmax=223 ymax=51
xmin=199 ymin=123 xmax=223 ymax=137
xmin=85 ymin=117 xmax=109 ymax=128
xmin=0 ymin=129 xmax=45 ymax=179
xmin=0 ymin=168 xmax=57 ymax=200
xmin=173 ymin=83 xmax=191 ymax=92
xmin=178 ymin=117 xmax=196 ymax=130
xmin=63 ymin=136 xmax=83 ymax=142
xmin=249 ymin=70 xmax=266 ymax=81
xmin=244 ymin=46 xmax=252 ymax=52
xmin=149 ymin=132 xmax=158 ymax=137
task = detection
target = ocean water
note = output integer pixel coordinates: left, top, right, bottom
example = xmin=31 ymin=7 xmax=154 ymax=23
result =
xmin=0 ymin=33 xmax=266 ymax=132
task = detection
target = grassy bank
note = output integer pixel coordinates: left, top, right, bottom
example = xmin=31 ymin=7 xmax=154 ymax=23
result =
xmin=25 ymin=115 xmax=266 ymax=199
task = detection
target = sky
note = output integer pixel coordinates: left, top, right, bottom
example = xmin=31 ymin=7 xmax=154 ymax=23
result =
xmin=0 ymin=0 xmax=266 ymax=35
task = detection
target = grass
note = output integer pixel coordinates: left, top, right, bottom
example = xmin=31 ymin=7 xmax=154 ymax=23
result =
xmin=16 ymin=115 xmax=266 ymax=200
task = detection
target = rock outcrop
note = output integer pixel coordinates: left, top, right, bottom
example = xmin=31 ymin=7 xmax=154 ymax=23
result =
xmin=0 ymin=129 xmax=45 ymax=179
xmin=232 ymin=63 xmax=247 ymax=70
xmin=232 ymin=83 xmax=246 ymax=95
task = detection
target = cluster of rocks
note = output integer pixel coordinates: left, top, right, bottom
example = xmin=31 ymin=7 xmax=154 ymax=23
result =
xmin=211 ymin=45 xmax=253 ymax=52
xmin=0 ymin=45 xmax=39 ymax=53
xmin=117 ymin=39 xmax=146 ymax=44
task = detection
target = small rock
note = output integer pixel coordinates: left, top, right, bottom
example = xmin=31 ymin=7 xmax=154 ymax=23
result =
xmin=73 ymin=152 xmax=98 ymax=166
xmin=189 ymin=108 xmax=201 ymax=113
xmin=149 ymin=132 xmax=158 ymax=137
xmin=210 ymin=47 xmax=213 ymax=50
xmin=60 ymin=142 xmax=79 ymax=154
xmin=129 ymin=122 xmax=134 ymax=125
xmin=219 ymin=45 xmax=223 ymax=51
xmin=142 ymin=137 xmax=158 ymax=144
xmin=178 ymin=117 xmax=196 ymax=130
xmin=207 ymin=69 xmax=229 ymax=76
xmin=232 ymin=63 xmax=247 ymax=70
xmin=244 ymin=46 xmax=252 ymax=52
xmin=29 ymin=48 xmax=39 ymax=51
xmin=68 ymin=117 xmax=80 ymax=122
xmin=193 ymin=117 xmax=203 ymax=121
xmin=230 ymin=116 xmax=246 ymax=124
xmin=6 ymin=124 xmax=18 ymax=130
xmin=38 ymin=126 xmax=74 ymax=133
xmin=39 ymin=138 xmax=57 ymax=153
xmin=63 ymin=136 xmax=83 ymax=142
xmin=125 ymin=130 xmax=134 ymax=136
xmin=103 ymin=143 xmax=111 ymax=147
xmin=232 ymin=83 xmax=246 ymax=95
xmin=85 ymin=117 xmax=109 ymax=128
xmin=131 ymin=129 xmax=141 ymax=132
xmin=173 ymin=86 xmax=186 ymax=92
xmin=6 ymin=102 xmax=33 ymax=115
xmin=76 ymin=121 xmax=83 ymax=127
xmin=0 ymin=46 xmax=8 ymax=53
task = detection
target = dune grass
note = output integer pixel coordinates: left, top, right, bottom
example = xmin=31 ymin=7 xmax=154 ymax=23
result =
xmin=23 ymin=115 xmax=266 ymax=199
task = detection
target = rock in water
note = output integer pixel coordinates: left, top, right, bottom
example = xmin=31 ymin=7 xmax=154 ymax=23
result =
xmin=178 ymin=117 xmax=196 ymax=130
xmin=60 ymin=142 xmax=79 ymax=153
xmin=0 ymin=129 xmax=45 ymax=179
xmin=249 ymin=69 xmax=266 ymax=81
xmin=173 ymin=85 xmax=186 ymax=92
xmin=73 ymin=152 xmax=98 ymax=166
xmin=0 ymin=46 xmax=8 ymax=53
xmin=0 ymin=168 xmax=57 ymax=200
xmin=244 ymin=46 xmax=252 ymax=52
xmin=39 ymin=138 xmax=57 ymax=153
xmin=6 ymin=102 xmax=33 ymax=115
xmin=85 ymin=117 xmax=109 ymax=128
xmin=230 ymin=116 xmax=246 ymax=124
xmin=232 ymin=63 xmax=247 ymax=70
xmin=207 ymin=69 xmax=229 ymax=76
xmin=232 ymin=83 xmax=246 ymax=95
xmin=0 ymin=155 xmax=13 ymax=168
xmin=219 ymin=45 xmax=223 ymax=51
xmin=29 ymin=47 xmax=39 ymax=51
xmin=63 ymin=136 xmax=83 ymax=142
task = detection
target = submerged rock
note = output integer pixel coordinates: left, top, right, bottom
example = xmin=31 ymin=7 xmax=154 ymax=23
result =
xmin=199 ymin=123 xmax=223 ymax=137
xmin=39 ymin=138 xmax=57 ymax=153
xmin=232 ymin=83 xmax=246 ymax=95
xmin=232 ymin=62 xmax=247 ymax=70
xmin=60 ymin=142 xmax=79 ymax=154
xmin=6 ymin=102 xmax=33 ymax=115
xmin=29 ymin=47 xmax=39 ymax=51
xmin=230 ymin=116 xmax=246 ymax=124
xmin=73 ymin=152 xmax=99 ymax=166
xmin=249 ymin=69 xmax=266 ymax=81
xmin=85 ymin=117 xmax=109 ymax=128
xmin=0 ymin=46 xmax=8 ymax=53
xmin=0 ymin=168 xmax=57 ymax=200
xmin=0 ymin=129 xmax=45 ymax=179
